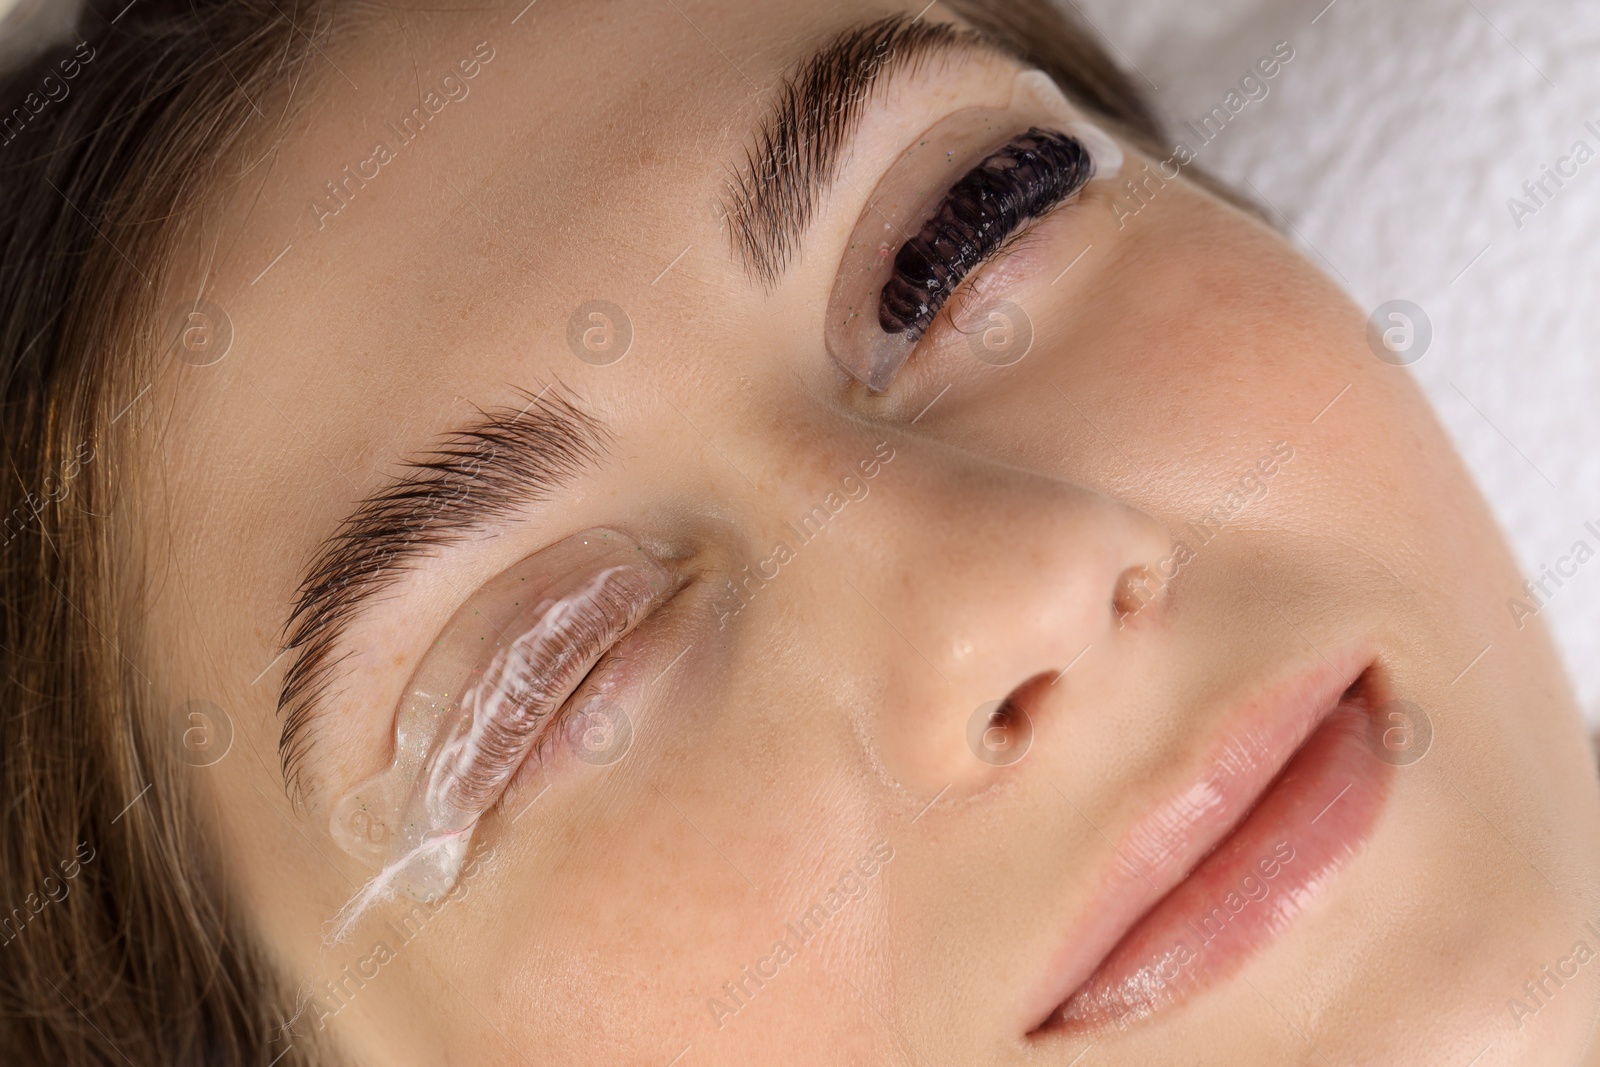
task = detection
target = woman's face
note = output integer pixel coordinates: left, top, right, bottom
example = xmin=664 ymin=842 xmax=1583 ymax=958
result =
xmin=139 ymin=0 xmax=1600 ymax=1062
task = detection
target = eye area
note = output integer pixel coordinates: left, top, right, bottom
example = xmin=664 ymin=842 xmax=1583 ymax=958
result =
xmin=823 ymin=68 xmax=1124 ymax=393
xmin=327 ymin=529 xmax=673 ymax=908
xmin=879 ymin=127 xmax=1094 ymax=343
xmin=443 ymin=563 xmax=664 ymax=813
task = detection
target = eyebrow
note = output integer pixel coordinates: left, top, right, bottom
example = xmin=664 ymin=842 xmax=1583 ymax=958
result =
xmin=275 ymin=385 xmax=610 ymax=799
xmin=721 ymin=13 xmax=1012 ymax=287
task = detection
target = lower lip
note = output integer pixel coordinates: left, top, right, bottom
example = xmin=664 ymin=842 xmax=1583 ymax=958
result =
xmin=1045 ymin=698 xmax=1391 ymax=1031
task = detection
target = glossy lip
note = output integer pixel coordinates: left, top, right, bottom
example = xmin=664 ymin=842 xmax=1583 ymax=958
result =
xmin=1022 ymin=649 xmax=1389 ymax=1036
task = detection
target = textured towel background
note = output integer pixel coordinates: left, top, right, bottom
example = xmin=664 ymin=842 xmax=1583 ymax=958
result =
xmin=1071 ymin=0 xmax=1600 ymax=725
xmin=3 ymin=0 xmax=1596 ymax=721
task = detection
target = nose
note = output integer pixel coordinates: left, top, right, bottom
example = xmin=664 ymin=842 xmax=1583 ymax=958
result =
xmin=827 ymin=436 xmax=1171 ymax=795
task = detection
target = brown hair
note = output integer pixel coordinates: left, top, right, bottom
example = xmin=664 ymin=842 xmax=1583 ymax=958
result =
xmin=0 ymin=3 xmax=341 ymax=1063
xmin=0 ymin=2 xmax=1241 ymax=1063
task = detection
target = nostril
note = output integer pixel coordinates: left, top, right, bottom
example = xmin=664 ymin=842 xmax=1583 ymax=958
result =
xmin=967 ymin=672 xmax=1060 ymax=768
xmin=968 ymin=694 xmax=1034 ymax=767
xmin=1113 ymin=563 xmax=1160 ymax=621
xmin=985 ymin=696 xmax=1023 ymax=749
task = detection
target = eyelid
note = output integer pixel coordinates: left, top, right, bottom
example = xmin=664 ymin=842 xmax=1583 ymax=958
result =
xmin=327 ymin=528 xmax=670 ymax=917
xmin=824 ymin=69 xmax=1123 ymax=391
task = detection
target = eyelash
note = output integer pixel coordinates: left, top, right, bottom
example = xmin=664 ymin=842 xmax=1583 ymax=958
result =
xmin=443 ymin=566 xmax=662 ymax=812
xmin=880 ymin=127 xmax=1093 ymax=343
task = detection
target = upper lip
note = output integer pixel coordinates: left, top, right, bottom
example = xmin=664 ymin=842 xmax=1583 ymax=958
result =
xmin=1021 ymin=646 xmax=1377 ymax=1034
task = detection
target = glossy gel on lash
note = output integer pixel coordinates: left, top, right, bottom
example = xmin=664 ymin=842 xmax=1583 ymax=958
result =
xmin=326 ymin=529 xmax=670 ymax=938
xmin=824 ymin=68 xmax=1123 ymax=391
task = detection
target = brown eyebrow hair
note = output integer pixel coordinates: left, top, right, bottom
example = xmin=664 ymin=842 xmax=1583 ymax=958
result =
xmin=723 ymin=8 xmax=1267 ymax=287
xmin=721 ymin=13 xmax=998 ymax=288
xmin=276 ymin=384 xmax=610 ymax=800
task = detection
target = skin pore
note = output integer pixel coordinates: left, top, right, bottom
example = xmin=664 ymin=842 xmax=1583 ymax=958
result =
xmin=133 ymin=0 xmax=1600 ymax=1062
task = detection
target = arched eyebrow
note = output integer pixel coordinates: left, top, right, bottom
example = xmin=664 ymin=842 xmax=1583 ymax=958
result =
xmin=274 ymin=384 xmax=610 ymax=802
xmin=721 ymin=13 xmax=1013 ymax=288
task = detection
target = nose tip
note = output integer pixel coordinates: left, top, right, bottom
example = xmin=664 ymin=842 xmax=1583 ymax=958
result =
xmin=842 ymin=457 xmax=1172 ymax=797
xmin=1050 ymin=487 xmax=1173 ymax=638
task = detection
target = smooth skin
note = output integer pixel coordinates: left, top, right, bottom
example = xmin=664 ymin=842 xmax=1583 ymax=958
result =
xmin=133 ymin=0 xmax=1600 ymax=1062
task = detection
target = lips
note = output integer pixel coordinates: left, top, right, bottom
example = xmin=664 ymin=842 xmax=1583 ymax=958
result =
xmin=1026 ymin=652 xmax=1392 ymax=1035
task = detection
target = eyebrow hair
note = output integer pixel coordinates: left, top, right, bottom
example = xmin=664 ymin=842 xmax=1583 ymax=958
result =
xmin=721 ymin=13 xmax=1010 ymax=287
xmin=275 ymin=385 xmax=610 ymax=799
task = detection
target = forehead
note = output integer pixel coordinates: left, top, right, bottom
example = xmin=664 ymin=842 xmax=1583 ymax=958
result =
xmin=240 ymin=1 xmax=757 ymax=341
xmin=158 ymin=1 xmax=782 ymax=511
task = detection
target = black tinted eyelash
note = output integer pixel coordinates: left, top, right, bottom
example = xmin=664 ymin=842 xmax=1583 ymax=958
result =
xmin=878 ymin=127 xmax=1092 ymax=340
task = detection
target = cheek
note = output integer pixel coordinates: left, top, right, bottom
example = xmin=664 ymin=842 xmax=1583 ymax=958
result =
xmin=1071 ymin=187 xmax=1425 ymax=506
xmin=1104 ymin=196 xmax=1359 ymax=411
xmin=442 ymin=747 xmax=892 ymax=1058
